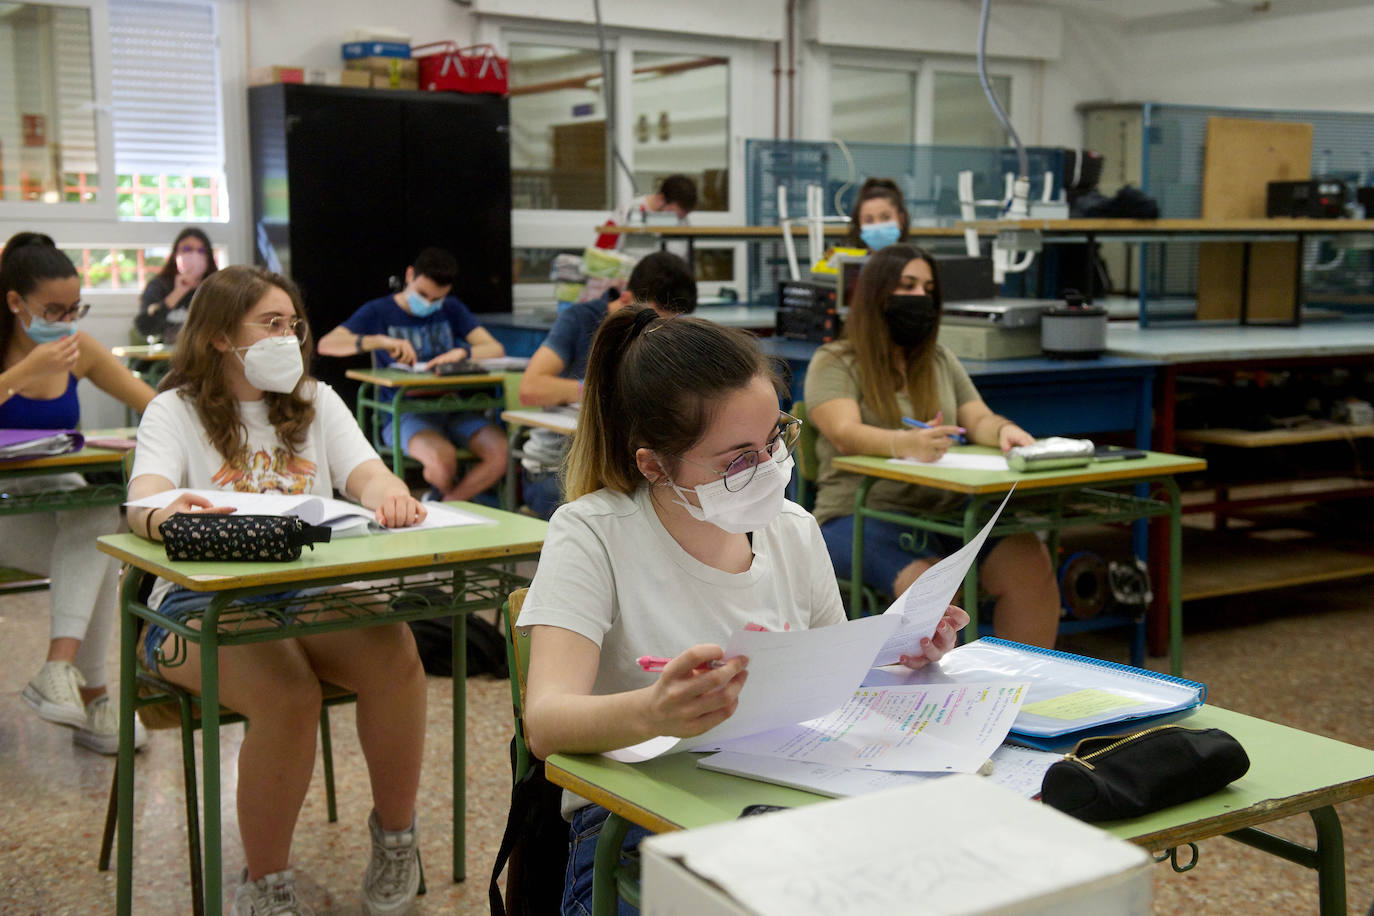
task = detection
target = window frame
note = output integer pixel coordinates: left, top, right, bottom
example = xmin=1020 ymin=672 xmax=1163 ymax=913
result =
xmin=483 ymin=19 xmax=754 ymax=307
xmin=0 ymin=0 xmax=116 ymax=222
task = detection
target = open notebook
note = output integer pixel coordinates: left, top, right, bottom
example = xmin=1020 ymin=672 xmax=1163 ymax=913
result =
xmin=863 ymin=637 xmax=1205 ymax=750
xmin=124 ymin=488 xmax=493 ymax=538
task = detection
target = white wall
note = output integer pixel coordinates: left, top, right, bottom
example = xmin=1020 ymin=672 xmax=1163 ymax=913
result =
xmin=246 ymin=0 xmax=473 ymax=72
xmin=1118 ymin=6 xmax=1374 ymax=114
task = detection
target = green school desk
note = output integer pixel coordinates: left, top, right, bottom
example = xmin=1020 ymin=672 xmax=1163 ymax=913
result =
xmin=499 ymin=408 xmax=577 ymax=514
xmin=0 ymin=437 xmax=131 ymax=517
xmin=546 ymin=704 xmax=1374 ymax=916
xmin=346 ymin=367 xmax=507 ymax=477
xmin=97 ymin=502 xmax=547 ymax=916
xmin=831 ymin=448 xmax=1206 ymax=674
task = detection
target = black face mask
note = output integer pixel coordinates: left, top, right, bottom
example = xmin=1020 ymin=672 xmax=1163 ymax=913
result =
xmin=883 ymin=294 xmax=938 ymax=348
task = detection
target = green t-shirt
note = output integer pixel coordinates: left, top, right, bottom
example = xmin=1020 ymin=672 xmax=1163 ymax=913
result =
xmin=803 ymin=342 xmax=980 ymax=527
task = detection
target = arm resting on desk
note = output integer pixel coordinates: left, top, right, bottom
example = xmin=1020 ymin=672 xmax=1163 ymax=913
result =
xmin=809 ymin=398 xmax=960 ymax=463
xmin=523 ymin=625 xmax=747 ymax=760
xmin=958 ymin=399 xmax=1033 ymax=452
xmin=519 ymin=346 xmax=581 ymax=407
xmin=344 ymin=458 xmax=426 ymax=528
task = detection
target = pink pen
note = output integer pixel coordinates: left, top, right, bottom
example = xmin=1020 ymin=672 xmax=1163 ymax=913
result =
xmin=637 ymin=655 xmax=726 ymax=673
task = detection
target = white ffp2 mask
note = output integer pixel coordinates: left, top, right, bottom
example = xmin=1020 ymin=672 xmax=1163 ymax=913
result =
xmin=664 ymin=453 xmax=793 ymax=534
xmin=235 ymin=335 xmax=304 ymax=394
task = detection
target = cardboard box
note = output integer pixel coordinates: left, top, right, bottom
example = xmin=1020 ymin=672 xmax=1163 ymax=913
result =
xmin=339 ymin=68 xmax=373 ymax=88
xmin=641 ymin=776 xmax=1153 ymax=916
xmin=371 ymin=75 xmax=419 ymax=91
xmin=345 ymin=57 xmax=419 ymax=79
xmin=341 ymin=40 xmax=411 ymax=60
xmin=248 ymin=66 xmax=304 ymax=86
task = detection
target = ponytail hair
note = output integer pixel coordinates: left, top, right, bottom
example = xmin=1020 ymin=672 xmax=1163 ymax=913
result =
xmin=2 ymin=231 xmax=80 ymax=356
xmin=843 ymin=177 xmax=910 ymax=249
xmin=564 ymin=308 xmax=783 ymax=500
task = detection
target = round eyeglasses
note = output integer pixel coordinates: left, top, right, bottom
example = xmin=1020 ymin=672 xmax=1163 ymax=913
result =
xmin=26 ymin=299 xmax=90 ymax=324
xmin=672 ymin=413 xmax=802 ymax=493
xmin=243 ymin=316 xmax=307 ymax=341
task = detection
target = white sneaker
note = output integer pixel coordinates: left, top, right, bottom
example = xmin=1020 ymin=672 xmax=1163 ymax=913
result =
xmin=22 ymin=660 xmax=87 ymax=729
xmin=232 ymin=868 xmax=315 ymax=916
xmin=362 ymin=810 xmax=420 ymax=915
xmin=73 ymin=695 xmax=149 ymax=755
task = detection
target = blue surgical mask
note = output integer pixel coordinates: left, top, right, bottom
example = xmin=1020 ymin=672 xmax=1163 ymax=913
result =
xmin=860 ymin=220 xmax=901 ymax=251
xmin=23 ymin=315 xmax=77 ymax=344
xmin=407 ymin=290 xmax=443 ymax=318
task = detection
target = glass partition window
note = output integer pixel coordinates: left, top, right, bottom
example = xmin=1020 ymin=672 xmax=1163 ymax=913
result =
xmin=509 ymin=44 xmax=610 ymax=211
xmin=631 ymin=52 xmax=729 ymax=212
xmin=932 ymin=72 xmax=1011 ymax=147
xmin=830 ymin=66 xmax=915 ymax=146
xmin=0 ymin=3 xmax=100 ymax=204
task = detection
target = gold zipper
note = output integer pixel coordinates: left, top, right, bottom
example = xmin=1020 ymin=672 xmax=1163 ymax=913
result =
xmin=1063 ymin=724 xmax=1183 ymax=771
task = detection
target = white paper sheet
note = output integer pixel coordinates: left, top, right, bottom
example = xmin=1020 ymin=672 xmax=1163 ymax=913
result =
xmin=603 ymin=614 xmax=901 ymax=763
xmin=889 ymin=452 xmax=1010 ymax=471
xmin=124 ymin=488 xmax=494 ymax=535
xmin=713 ymin=682 xmax=1027 ymax=773
xmin=697 ymin=742 xmax=1062 ymax=799
xmin=871 ymin=487 xmax=1016 ymax=667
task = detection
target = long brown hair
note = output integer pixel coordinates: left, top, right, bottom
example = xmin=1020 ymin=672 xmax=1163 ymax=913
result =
xmin=565 ymin=307 xmax=782 ymax=500
xmin=160 ymin=265 xmax=316 ymax=460
xmin=843 ymin=178 xmax=910 ymax=249
xmin=155 ymin=227 xmax=219 ymax=284
xmin=1 ymin=232 xmax=79 ymax=361
xmin=838 ymin=244 xmax=944 ymax=427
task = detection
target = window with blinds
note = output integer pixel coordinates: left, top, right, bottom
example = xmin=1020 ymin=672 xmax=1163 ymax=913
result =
xmin=109 ymin=0 xmax=227 ymax=220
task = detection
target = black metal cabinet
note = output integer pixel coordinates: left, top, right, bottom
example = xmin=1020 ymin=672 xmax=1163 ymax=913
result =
xmin=249 ymin=84 xmax=511 ymax=400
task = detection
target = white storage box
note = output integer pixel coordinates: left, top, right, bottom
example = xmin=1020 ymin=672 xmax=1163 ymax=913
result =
xmin=640 ymin=774 xmax=1152 ymax=916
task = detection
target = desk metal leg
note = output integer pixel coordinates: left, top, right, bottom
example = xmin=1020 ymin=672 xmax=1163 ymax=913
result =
xmin=201 ymin=600 xmax=225 ymax=916
xmin=961 ymin=499 xmax=981 ymax=639
xmin=1226 ymin=805 xmax=1345 ymax=916
xmin=116 ymin=570 xmax=140 ymax=915
xmin=592 ymin=813 xmax=632 ymax=916
xmin=452 ymin=569 xmax=467 ymax=882
xmin=1164 ymin=477 xmax=1184 ymax=676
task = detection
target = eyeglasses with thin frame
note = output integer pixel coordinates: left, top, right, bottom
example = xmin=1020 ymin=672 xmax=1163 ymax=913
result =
xmin=243 ymin=316 xmax=307 ymax=341
xmin=671 ymin=413 xmax=802 ymax=493
xmin=25 ymin=299 xmax=90 ymax=324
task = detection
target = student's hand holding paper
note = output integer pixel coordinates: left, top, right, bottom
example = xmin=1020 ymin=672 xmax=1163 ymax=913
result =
xmin=898 ymin=604 xmax=969 ymax=669
xmin=374 ymin=493 xmax=427 ymax=528
xmin=644 ymin=644 xmax=749 ymax=738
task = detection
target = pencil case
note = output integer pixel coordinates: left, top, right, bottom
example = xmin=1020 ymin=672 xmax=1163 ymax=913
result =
xmin=158 ymin=513 xmax=332 ymax=562
xmin=1006 ymin=437 xmax=1095 ymax=472
xmin=1041 ymin=724 xmax=1249 ymax=822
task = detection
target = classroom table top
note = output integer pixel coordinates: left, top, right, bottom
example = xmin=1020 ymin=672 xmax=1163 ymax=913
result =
xmin=110 ymin=344 xmax=173 ymax=360
xmin=544 ymin=704 xmax=1374 ymax=851
xmin=596 ymin=218 xmax=1374 ymax=240
xmin=0 ymin=441 xmax=130 ymax=472
xmin=501 ymin=409 xmax=577 ymax=435
xmin=831 ymin=447 xmax=1206 ymax=495
xmin=1106 ymin=321 xmax=1374 ymax=363
xmin=345 ymin=367 xmax=506 ymax=388
xmin=96 ymin=501 xmax=547 ymax=590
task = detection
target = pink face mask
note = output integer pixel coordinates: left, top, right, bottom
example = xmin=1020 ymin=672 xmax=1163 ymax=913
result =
xmin=176 ymin=250 xmax=208 ymax=280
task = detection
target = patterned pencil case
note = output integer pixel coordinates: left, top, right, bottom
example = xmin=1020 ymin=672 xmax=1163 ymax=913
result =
xmin=158 ymin=513 xmax=332 ymax=562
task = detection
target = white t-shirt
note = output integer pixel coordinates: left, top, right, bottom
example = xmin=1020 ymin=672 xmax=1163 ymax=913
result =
xmin=132 ymin=382 xmax=379 ymax=607
xmin=517 ymin=485 xmax=846 ymax=700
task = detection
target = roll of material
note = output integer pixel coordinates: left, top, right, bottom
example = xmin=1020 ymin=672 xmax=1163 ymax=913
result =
xmin=1058 ymin=550 xmax=1110 ymax=619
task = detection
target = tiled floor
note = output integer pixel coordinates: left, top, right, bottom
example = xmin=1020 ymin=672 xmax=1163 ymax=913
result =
xmin=1 ymin=579 xmax=1371 ymax=915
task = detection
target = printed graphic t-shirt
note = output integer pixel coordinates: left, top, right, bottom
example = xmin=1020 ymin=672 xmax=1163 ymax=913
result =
xmin=341 ymin=294 xmax=480 ymax=367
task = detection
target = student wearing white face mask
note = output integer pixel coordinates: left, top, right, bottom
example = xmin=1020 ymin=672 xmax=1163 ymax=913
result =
xmin=126 ymin=265 xmax=429 ymax=915
xmin=317 ymin=246 xmax=508 ymax=503
xmin=842 ymin=177 xmax=911 ymax=252
xmin=134 ymin=227 xmax=218 ymax=344
xmin=517 ymin=307 xmax=970 ymax=915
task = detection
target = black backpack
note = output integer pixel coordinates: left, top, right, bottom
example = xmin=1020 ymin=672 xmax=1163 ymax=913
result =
xmin=406 ymin=614 xmax=509 ymax=679
xmin=489 ymin=740 xmax=570 ymax=916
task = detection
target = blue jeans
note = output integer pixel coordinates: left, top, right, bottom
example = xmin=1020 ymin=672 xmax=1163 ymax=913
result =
xmin=379 ymin=410 xmax=492 ymax=451
xmin=521 ymin=467 xmax=563 ymax=520
xmin=142 ymin=587 xmax=305 ymax=675
xmin=820 ymin=514 xmax=1000 ymax=598
xmin=563 ymin=804 xmax=650 ymax=916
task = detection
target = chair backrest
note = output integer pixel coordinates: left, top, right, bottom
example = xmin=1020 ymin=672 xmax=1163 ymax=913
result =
xmin=504 ymin=587 xmax=533 ymax=780
xmin=793 ymin=400 xmax=820 ymax=510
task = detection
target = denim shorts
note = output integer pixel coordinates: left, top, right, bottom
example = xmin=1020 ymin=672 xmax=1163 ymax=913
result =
xmin=379 ymin=411 xmax=492 ymax=451
xmin=563 ymin=804 xmax=650 ymax=916
xmin=142 ymin=586 xmax=305 ymax=675
xmin=820 ymin=514 xmax=1001 ymax=598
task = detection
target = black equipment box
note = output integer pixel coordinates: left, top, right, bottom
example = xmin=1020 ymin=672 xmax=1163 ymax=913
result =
xmin=776 ymin=281 xmax=838 ymax=342
xmin=932 ymin=254 xmax=998 ymax=302
xmin=1266 ymin=179 xmax=1347 ymax=218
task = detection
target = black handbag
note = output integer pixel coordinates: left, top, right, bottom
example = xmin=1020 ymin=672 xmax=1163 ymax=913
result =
xmin=158 ymin=512 xmax=332 ymax=562
xmin=1041 ymin=724 xmax=1250 ymax=822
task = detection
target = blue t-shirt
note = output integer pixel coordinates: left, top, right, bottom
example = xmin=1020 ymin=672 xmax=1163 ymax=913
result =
xmin=540 ymin=296 xmax=608 ymax=380
xmin=341 ymin=294 xmax=481 ymax=367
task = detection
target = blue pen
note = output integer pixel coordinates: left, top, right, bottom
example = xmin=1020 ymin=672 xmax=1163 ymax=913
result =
xmin=902 ymin=416 xmax=967 ymax=444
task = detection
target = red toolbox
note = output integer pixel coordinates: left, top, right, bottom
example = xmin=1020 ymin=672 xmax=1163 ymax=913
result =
xmin=413 ymin=43 xmax=508 ymax=95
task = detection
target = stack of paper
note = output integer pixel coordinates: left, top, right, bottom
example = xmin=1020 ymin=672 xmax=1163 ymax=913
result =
xmin=124 ymin=489 xmax=495 ymax=537
xmin=0 ymin=428 xmax=84 ymax=460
